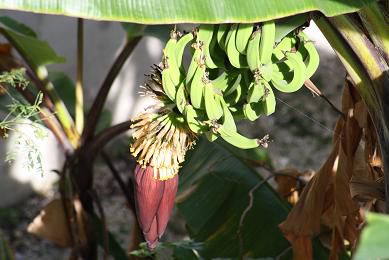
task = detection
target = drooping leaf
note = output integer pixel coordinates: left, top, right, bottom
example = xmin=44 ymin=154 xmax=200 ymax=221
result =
xmin=0 ymin=0 xmax=377 ymax=24
xmin=0 ymin=16 xmax=65 ymax=69
xmin=177 ymin=138 xmax=328 ymax=258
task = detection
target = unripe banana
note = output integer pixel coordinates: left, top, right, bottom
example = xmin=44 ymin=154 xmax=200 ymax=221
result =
xmin=247 ymin=81 xmax=265 ymax=103
xmin=226 ymin=24 xmax=248 ymax=68
xmin=189 ymin=65 xmax=206 ymax=109
xmin=258 ymin=21 xmax=276 ymax=65
xmin=220 ymin=97 xmax=237 ymax=131
xmin=243 ymin=103 xmax=261 ymax=121
xmin=246 ymin=27 xmax=261 ymax=71
xmin=184 ymin=104 xmax=204 ymax=134
xmin=204 ymin=82 xmax=223 ymax=120
xmin=163 ymin=34 xmax=181 ymax=85
xmin=235 ymin=23 xmax=253 ymax=54
xmin=297 ymin=32 xmax=320 ymax=79
xmin=186 ymin=44 xmax=203 ymax=85
xmin=271 ymin=51 xmax=306 ymax=93
xmin=197 ymin=24 xmax=219 ymax=69
xmin=216 ymin=124 xmax=259 ymax=149
xmin=175 ymin=32 xmax=194 ymax=74
xmin=224 ymin=73 xmax=242 ymax=96
xmin=261 ymin=81 xmax=276 ymax=115
xmin=161 ymin=69 xmax=178 ymax=102
xmin=217 ymin=24 xmax=231 ymax=51
xmin=175 ymin=81 xmax=187 ymax=113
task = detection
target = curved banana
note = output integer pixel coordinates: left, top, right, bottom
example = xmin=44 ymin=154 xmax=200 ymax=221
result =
xmin=247 ymin=81 xmax=265 ymax=103
xmin=161 ymin=69 xmax=178 ymax=102
xmin=175 ymin=32 xmax=194 ymax=74
xmin=235 ymin=23 xmax=253 ymax=54
xmin=261 ymin=81 xmax=276 ymax=115
xmin=270 ymin=51 xmax=306 ymax=93
xmin=197 ymin=24 xmax=219 ymax=69
xmin=224 ymin=73 xmax=242 ymax=96
xmin=243 ymin=103 xmax=261 ymax=121
xmin=226 ymin=24 xmax=248 ymax=68
xmin=216 ymin=124 xmax=259 ymax=149
xmin=184 ymin=104 xmax=204 ymax=134
xmin=186 ymin=44 xmax=203 ymax=85
xmin=217 ymin=24 xmax=230 ymax=51
xmin=175 ymin=81 xmax=187 ymax=113
xmin=189 ymin=65 xmax=206 ymax=109
xmin=220 ymin=97 xmax=237 ymax=131
xmin=204 ymin=82 xmax=223 ymax=120
xmin=297 ymin=32 xmax=320 ymax=79
xmin=258 ymin=21 xmax=276 ymax=65
xmin=246 ymin=27 xmax=261 ymax=71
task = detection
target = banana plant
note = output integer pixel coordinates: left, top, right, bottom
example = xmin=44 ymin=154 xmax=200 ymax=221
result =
xmin=0 ymin=0 xmax=387 ymax=259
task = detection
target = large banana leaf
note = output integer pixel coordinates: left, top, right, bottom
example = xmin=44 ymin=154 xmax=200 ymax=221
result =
xmin=176 ymin=139 xmax=329 ymax=258
xmin=0 ymin=0 xmax=377 ymax=24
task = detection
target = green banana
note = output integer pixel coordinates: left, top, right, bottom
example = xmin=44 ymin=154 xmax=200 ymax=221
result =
xmin=189 ymin=65 xmax=206 ymax=109
xmin=175 ymin=32 xmax=194 ymax=74
xmin=271 ymin=51 xmax=306 ymax=93
xmin=243 ymin=103 xmax=261 ymax=121
xmin=175 ymin=81 xmax=187 ymax=113
xmin=216 ymin=124 xmax=259 ymax=149
xmin=258 ymin=21 xmax=276 ymax=65
xmin=226 ymin=24 xmax=248 ymax=68
xmin=217 ymin=24 xmax=231 ymax=51
xmin=220 ymin=97 xmax=237 ymax=131
xmin=224 ymin=73 xmax=242 ymax=96
xmin=184 ymin=105 xmax=204 ymax=134
xmin=235 ymin=23 xmax=253 ymax=54
xmin=246 ymin=27 xmax=261 ymax=71
xmin=297 ymin=32 xmax=320 ymax=79
xmin=204 ymin=82 xmax=223 ymax=120
xmin=186 ymin=45 xmax=203 ymax=85
xmin=247 ymin=81 xmax=265 ymax=103
xmin=161 ymin=69 xmax=178 ymax=102
xmin=261 ymin=81 xmax=276 ymax=115
xmin=163 ymin=34 xmax=181 ymax=85
xmin=197 ymin=24 xmax=219 ymax=69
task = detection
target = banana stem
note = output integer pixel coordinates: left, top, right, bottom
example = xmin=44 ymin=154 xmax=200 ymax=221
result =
xmin=81 ymin=36 xmax=141 ymax=145
xmin=316 ymin=15 xmax=389 ymax=213
xmin=75 ymin=18 xmax=85 ymax=135
xmin=358 ymin=2 xmax=389 ymax=63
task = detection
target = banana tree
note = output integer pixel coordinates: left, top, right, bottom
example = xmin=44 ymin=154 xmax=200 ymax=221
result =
xmin=0 ymin=0 xmax=387 ymax=259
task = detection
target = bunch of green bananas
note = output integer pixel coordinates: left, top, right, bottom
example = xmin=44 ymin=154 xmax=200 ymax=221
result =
xmin=158 ymin=21 xmax=319 ymax=149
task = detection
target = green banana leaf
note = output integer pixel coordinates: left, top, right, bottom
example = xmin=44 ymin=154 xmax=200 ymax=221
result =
xmin=0 ymin=0 xmax=377 ymax=24
xmin=354 ymin=213 xmax=389 ymax=260
xmin=0 ymin=16 xmax=65 ymax=69
xmin=176 ymin=138 xmax=329 ymax=258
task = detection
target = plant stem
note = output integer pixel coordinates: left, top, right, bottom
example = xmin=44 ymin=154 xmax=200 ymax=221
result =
xmin=358 ymin=2 xmax=389 ymax=63
xmin=101 ymin=151 xmax=135 ymax=212
xmin=75 ymin=18 xmax=85 ymax=134
xmin=87 ymin=120 xmax=131 ymax=155
xmin=81 ymin=36 xmax=142 ymax=144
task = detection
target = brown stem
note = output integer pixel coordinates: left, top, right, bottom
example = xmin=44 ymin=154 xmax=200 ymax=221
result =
xmin=90 ymin=189 xmax=108 ymax=260
xmin=304 ymin=79 xmax=345 ymax=118
xmin=101 ymin=151 xmax=135 ymax=212
xmin=86 ymin=121 xmax=131 ymax=155
xmin=81 ymin=37 xmax=142 ymax=144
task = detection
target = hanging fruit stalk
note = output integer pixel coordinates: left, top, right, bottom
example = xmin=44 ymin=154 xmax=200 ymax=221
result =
xmin=130 ymin=21 xmax=320 ymax=249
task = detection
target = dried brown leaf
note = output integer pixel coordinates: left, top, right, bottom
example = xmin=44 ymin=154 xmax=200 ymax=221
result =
xmin=27 ymin=198 xmax=87 ymax=248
